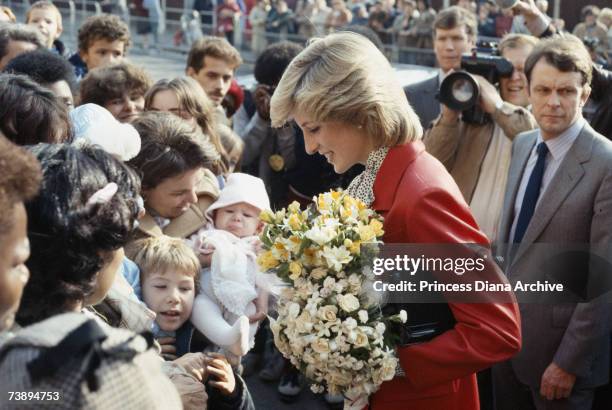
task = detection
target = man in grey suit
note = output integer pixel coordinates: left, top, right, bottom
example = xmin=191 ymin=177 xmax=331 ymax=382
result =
xmin=404 ymin=6 xmax=476 ymax=129
xmin=493 ymin=34 xmax=612 ymax=409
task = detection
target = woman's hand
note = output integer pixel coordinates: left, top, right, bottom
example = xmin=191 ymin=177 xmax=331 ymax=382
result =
xmin=205 ymin=352 xmax=237 ymax=396
xmin=157 ymin=337 xmax=178 ymax=361
xmin=174 ymin=352 xmax=208 ymax=382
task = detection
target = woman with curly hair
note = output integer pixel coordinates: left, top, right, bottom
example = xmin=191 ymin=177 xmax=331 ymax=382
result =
xmin=0 ymin=143 xmax=182 ymax=409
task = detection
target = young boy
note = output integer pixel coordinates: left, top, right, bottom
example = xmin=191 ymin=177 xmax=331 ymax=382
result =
xmin=25 ymin=1 xmax=66 ymax=56
xmin=68 ymin=14 xmax=130 ymax=80
xmin=128 ymin=236 xmax=200 ymax=342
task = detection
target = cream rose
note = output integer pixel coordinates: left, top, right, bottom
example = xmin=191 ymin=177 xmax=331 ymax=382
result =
xmin=311 ymin=339 xmax=331 ymax=354
xmin=318 ymin=305 xmax=338 ymax=322
xmin=338 ymin=293 xmax=360 ymax=313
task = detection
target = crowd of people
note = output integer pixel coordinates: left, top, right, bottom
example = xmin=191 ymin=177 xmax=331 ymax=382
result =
xmin=0 ymin=0 xmax=612 ymax=409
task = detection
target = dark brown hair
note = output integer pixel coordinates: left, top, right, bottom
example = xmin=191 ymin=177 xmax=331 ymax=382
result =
xmin=128 ymin=112 xmax=220 ymax=190
xmin=77 ymin=14 xmax=130 ymax=53
xmin=0 ymin=73 xmax=72 ymax=145
xmin=0 ymin=134 xmax=41 ymax=236
xmin=79 ymin=62 xmax=152 ymax=106
xmin=524 ymin=34 xmax=592 ymax=87
xmin=433 ymin=6 xmax=477 ymax=40
xmin=186 ymin=37 xmax=242 ymax=73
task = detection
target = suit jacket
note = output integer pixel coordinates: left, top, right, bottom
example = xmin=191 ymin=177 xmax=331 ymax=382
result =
xmin=404 ymin=75 xmax=440 ymax=129
xmin=497 ymin=122 xmax=612 ymax=388
xmin=369 ymin=142 xmax=522 ymax=410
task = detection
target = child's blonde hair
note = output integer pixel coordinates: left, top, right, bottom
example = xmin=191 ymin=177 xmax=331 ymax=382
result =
xmin=26 ymin=1 xmax=63 ymax=31
xmin=127 ymin=236 xmax=201 ymax=290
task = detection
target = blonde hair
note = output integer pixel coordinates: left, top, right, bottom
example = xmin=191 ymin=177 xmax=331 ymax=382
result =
xmin=599 ymin=8 xmax=612 ymax=28
xmin=144 ymin=77 xmax=229 ymax=175
xmin=499 ymin=33 xmax=538 ymax=56
xmin=127 ymin=236 xmax=201 ymax=289
xmin=0 ymin=6 xmax=17 ymax=23
xmin=270 ymin=32 xmax=422 ymax=146
xmin=26 ymin=1 xmax=62 ymax=30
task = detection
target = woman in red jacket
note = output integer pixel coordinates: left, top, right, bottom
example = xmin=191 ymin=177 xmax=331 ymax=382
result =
xmin=269 ymin=32 xmax=522 ymax=410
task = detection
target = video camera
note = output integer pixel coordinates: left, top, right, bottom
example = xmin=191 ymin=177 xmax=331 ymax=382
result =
xmin=438 ymin=41 xmax=514 ymax=124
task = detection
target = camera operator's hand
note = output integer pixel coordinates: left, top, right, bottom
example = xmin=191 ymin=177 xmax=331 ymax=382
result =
xmin=253 ymin=84 xmax=273 ymax=121
xmin=510 ymin=0 xmax=554 ymax=36
xmin=510 ymin=0 xmax=539 ymax=18
xmin=472 ymin=74 xmax=504 ymax=115
xmin=440 ymin=103 xmax=460 ymax=125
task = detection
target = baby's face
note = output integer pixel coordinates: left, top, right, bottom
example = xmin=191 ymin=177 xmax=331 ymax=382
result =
xmin=214 ymin=202 xmax=262 ymax=238
xmin=142 ymin=270 xmax=195 ymax=332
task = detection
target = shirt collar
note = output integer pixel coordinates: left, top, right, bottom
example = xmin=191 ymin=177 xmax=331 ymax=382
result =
xmin=537 ymin=116 xmax=585 ymax=160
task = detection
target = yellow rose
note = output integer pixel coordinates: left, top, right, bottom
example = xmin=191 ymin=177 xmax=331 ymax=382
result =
xmin=259 ymin=209 xmax=275 ymax=224
xmin=257 ymin=250 xmax=279 ymax=270
xmin=349 ymin=240 xmax=361 ymax=255
xmin=288 ymin=201 xmax=301 ymax=213
xmin=358 ymin=224 xmax=376 ymax=242
xmin=288 ymin=213 xmax=302 ymax=231
xmin=330 ymin=191 xmax=342 ymax=201
xmin=369 ymin=219 xmax=384 ymax=237
xmin=289 ymin=261 xmax=302 ymax=281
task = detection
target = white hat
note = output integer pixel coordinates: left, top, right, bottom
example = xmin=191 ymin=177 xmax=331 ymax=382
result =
xmin=206 ymin=173 xmax=271 ymax=221
xmin=70 ymin=104 xmax=141 ymax=161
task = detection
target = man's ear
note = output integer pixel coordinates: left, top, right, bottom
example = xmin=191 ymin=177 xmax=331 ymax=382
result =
xmin=580 ymin=84 xmax=591 ymax=107
xmin=186 ymin=66 xmax=196 ymax=77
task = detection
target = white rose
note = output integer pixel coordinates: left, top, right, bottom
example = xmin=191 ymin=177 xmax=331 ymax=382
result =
xmin=296 ymin=312 xmax=314 ymax=333
xmin=323 ymin=277 xmax=336 ymax=290
xmin=375 ymin=322 xmax=386 ymax=335
xmin=399 ymin=309 xmax=408 ymax=323
xmin=320 ymin=287 xmax=332 ymax=298
xmin=311 ymin=338 xmax=331 ymax=354
xmin=380 ymin=356 xmax=398 ymax=381
xmin=343 ymin=317 xmax=358 ymax=331
xmin=318 ymin=305 xmax=338 ymax=322
xmin=288 ymin=302 xmax=301 ymax=319
xmin=338 ymin=293 xmax=360 ymax=313
xmin=358 ymin=310 xmax=369 ymax=323
xmin=353 ymin=329 xmax=369 ymax=348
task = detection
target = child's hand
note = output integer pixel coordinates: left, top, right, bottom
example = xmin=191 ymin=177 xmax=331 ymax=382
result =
xmin=174 ymin=352 xmax=208 ymax=382
xmin=248 ymin=292 xmax=269 ymax=323
xmin=157 ymin=336 xmax=178 ymax=360
xmin=205 ymin=352 xmax=236 ymax=396
xmin=198 ymin=243 xmax=215 ymax=268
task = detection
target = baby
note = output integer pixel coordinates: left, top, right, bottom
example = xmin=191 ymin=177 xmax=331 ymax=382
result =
xmin=128 ymin=236 xmax=200 ymax=342
xmin=189 ymin=173 xmax=271 ymax=360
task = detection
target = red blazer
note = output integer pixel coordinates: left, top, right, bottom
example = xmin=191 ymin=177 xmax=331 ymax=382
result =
xmin=368 ymin=141 xmax=521 ymax=410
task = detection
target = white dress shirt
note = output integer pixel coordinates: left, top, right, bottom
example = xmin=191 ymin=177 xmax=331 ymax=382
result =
xmin=509 ymin=117 xmax=586 ymax=242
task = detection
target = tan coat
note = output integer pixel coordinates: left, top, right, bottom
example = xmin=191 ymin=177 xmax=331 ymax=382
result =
xmin=133 ymin=168 xmax=220 ymax=240
xmin=424 ymin=102 xmax=537 ymax=203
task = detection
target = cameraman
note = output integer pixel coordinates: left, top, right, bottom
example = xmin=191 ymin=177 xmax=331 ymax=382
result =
xmin=510 ymin=0 xmax=612 ymax=140
xmin=424 ymin=33 xmax=538 ymax=242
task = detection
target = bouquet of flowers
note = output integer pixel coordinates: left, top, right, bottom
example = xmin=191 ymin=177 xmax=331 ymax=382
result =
xmin=258 ymin=191 xmax=407 ymax=408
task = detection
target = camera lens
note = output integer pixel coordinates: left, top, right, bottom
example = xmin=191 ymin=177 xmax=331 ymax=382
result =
xmin=451 ymin=79 xmax=475 ymax=103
